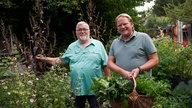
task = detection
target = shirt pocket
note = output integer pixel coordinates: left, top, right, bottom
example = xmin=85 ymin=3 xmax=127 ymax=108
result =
xmin=87 ymin=49 xmax=101 ymax=63
xmin=69 ymin=50 xmax=81 ymax=64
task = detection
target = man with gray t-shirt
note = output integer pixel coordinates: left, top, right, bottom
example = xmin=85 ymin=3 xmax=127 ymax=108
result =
xmin=108 ymin=13 xmax=159 ymax=80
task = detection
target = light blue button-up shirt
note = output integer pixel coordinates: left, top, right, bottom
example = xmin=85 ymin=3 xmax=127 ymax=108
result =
xmin=61 ymin=38 xmax=108 ymax=96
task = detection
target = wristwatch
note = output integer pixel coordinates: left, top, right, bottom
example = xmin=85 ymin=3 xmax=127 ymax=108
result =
xmin=138 ymin=66 xmax=144 ymax=74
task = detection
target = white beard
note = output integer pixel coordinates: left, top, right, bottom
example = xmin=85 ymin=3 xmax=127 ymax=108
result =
xmin=79 ymin=35 xmax=89 ymax=41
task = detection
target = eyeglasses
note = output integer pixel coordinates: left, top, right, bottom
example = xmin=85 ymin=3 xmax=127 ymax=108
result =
xmin=76 ymin=29 xmax=89 ymax=32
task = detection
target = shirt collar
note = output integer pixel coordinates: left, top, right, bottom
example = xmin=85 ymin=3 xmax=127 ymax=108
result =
xmin=77 ymin=37 xmax=95 ymax=47
xmin=119 ymin=31 xmax=137 ymax=42
xmin=89 ymin=38 xmax=96 ymax=46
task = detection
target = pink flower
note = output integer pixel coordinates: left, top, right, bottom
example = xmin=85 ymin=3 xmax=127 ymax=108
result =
xmin=30 ymin=98 xmax=34 ymax=103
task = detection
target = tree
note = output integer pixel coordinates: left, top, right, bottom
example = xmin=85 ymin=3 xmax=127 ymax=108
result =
xmin=152 ymin=0 xmax=186 ymax=16
xmin=90 ymin=0 xmax=153 ymax=39
xmin=0 ymin=0 xmax=87 ymax=50
xmin=0 ymin=0 xmax=153 ymax=52
xmin=164 ymin=0 xmax=192 ymax=24
xmin=145 ymin=16 xmax=170 ymax=28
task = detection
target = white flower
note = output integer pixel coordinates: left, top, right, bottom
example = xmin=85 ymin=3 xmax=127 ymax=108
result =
xmin=28 ymin=80 xmax=33 ymax=85
xmin=32 ymin=94 xmax=36 ymax=97
xmin=16 ymin=100 xmax=19 ymax=104
xmin=7 ymin=92 xmax=11 ymax=95
xmin=51 ymin=66 xmax=54 ymax=69
xmin=3 ymin=86 xmax=8 ymax=89
xmin=27 ymin=65 xmax=32 ymax=69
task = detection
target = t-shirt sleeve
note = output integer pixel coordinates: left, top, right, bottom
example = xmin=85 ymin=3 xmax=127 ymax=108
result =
xmin=99 ymin=42 xmax=108 ymax=67
xmin=144 ymin=34 xmax=157 ymax=54
xmin=109 ymin=40 xmax=115 ymax=56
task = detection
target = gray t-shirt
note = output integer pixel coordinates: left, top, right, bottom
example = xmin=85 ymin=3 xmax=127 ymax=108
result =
xmin=109 ymin=31 xmax=157 ymax=71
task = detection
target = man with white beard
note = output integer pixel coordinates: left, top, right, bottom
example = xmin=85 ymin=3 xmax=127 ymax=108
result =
xmin=36 ymin=21 xmax=110 ymax=108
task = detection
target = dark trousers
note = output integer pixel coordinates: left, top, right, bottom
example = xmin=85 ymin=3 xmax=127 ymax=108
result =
xmin=74 ymin=95 xmax=101 ymax=108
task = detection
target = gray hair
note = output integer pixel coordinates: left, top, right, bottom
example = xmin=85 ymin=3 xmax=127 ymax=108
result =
xmin=76 ymin=21 xmax=90 ymax=30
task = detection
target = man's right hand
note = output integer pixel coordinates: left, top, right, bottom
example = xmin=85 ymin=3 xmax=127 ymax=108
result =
xmin=124 ymin=71 xmax=132 ymax=80
xmin=35 ymin=54 xmax=45 ymax=61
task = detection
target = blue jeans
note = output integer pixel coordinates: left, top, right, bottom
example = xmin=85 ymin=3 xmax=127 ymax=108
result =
xmin=74 ymin=95 xmax=101 ymax=108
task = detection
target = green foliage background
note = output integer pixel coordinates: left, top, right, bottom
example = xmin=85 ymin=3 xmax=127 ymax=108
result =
xmin=1 ymin=0 xmax=192 ymax=107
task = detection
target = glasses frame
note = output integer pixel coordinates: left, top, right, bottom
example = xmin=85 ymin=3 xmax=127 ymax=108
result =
xmin=76 ymin=29 xmax=90 ymax=32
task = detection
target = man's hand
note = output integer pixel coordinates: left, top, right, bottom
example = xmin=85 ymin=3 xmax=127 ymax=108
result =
xmin=35 ymin=54 xmax=45 ymax=61
xmin=131 ymin=68 xmax=140 ymax=79
xmin=124 ymin=71 xmax=133 ymax=80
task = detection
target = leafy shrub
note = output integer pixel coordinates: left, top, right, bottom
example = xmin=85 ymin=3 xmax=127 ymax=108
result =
xmin=153 ymin=80 xmax=192 ymax=108
xmin=153 ymin=37 xmax=192 ymax=84
xmin=0 ymin=64 xmax=74 ymax=108
xmin=171 ymin=80 xmax=192 ymax=108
